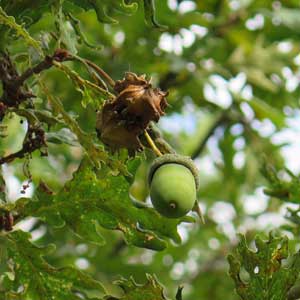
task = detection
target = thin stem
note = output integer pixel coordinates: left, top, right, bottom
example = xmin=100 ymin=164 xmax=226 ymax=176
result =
xmin=72 ymin=55 xmax=108 ymax=90
xmin=52 ymin=61 xmax=114 ymax=98
xmin=144 ymin=130 xmax=162 ymax=157
xmin=73 ymin=56 xmax=115 ymax=88
xmin=84 ymin=59 xmax=115 ymax=88
xmin=0 ymin=168 xmax=6 ymax=203
xmin=191 ymin=111 xmax=228 ymax=159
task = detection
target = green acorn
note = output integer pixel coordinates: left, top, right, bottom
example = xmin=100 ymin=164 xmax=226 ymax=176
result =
xmin=148 ymin=154 xmax=199 ymax=218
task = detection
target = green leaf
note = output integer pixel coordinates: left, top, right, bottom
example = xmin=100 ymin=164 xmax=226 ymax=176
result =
xmin=14 ymin=159 xmax=192 ymax=250
xmin=243 ymin=69 xmax=277 ymax=93
xmin=87 ymin=0 xmax=118 ymax=24
xmin=248 ymin=97 xmax=285 ymax=128
xmin=0 ymin=0 xmax=55 ymax=26
xmin=261 ymin=162 xmax=300 ymax=203
xmin=143 ymin=0 xmax=167 ymax=30
xmin=111 ymin=274 xmax=168 ymax=299
xmin=65 ymin=12 xmax=102 ymax=50
xmin=53 ymin=62 xmax=111 ymax=108
xmin=55 ymin=5 xmax=78 ymax=55
xmin=1 ymin=230 xmax=105 ymax=300
xmin=228 ymin=233 xmax=300 ymax=300
xmin=228 ymin=38 xmax=288 ymax=92
xmin=272 ymin=8 xmax=300 ymax=33
xmin=13 ymin=108 xmax=65 ymax=128
xmin=0 ymin=6 xmax=43 ymax=55
xmin=46 ymin=128 xmax=79 ymax=146
xmin=286 ymin=206 xmax=300 ymax=227
xmin=68 ymin=0 xmax=163 ymax=28
xmin=84 ymin=0 xmax=137 ymax=23
xmin=39 ymin=80 xmax=127 ymax=174
xmin=110 ymin=0 xmax=138 ymax=15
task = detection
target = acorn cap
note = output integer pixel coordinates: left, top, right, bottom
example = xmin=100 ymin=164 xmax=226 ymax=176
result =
xmin=148 ymin=154 xmax=200 ymax=190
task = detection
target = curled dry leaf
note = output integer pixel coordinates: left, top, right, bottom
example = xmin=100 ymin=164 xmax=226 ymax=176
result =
xmin=96 ymin=72 xmax=168 ymax=154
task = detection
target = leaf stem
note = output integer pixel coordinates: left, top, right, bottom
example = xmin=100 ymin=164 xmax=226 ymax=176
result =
xmin=82 ymin=58 xmax=115 ymax=88
xmin=72 ymin=55 xmax=108 ymax=91
xmin=52 ymin=61 xmax=114 ymax=98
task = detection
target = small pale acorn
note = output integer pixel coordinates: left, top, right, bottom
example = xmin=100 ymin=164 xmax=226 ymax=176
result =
xmin=148 ymin=154 xmax=199 ymax=218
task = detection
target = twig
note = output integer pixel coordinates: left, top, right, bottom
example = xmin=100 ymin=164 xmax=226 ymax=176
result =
xmin=0 ymin=49 xmax=72 ymax=107
xmin=0 ymin=125 xmax=46 ymax=165
xmin=0 ymin=170 xmax=6 ymax=203
xmin=72 ymin=54 xmax=115 ymax=88
xmin=83 ymin=58 xmax=115 ymax=88
xmin=191 ymin=111 xmax=228 ymax=159
xmin=0 ymin=149 xmax=28 ymax=165
xmin=16 ymin=49 xmax=72 ymax=85
xmin=16 ymin=56 xmax=53 ymax=85
xmin=0 ymin=211 xmax=14 ymax=231
xmin=72 ymin=55 xmax=108 ymax=91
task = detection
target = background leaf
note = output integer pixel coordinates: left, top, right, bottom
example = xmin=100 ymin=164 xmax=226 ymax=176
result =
xmin=228 ymin=234 xmax=300 ymax=300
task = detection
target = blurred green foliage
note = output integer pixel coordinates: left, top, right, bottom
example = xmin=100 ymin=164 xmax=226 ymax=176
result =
xmin=1 ymin=0 xmax=300 ymax=299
